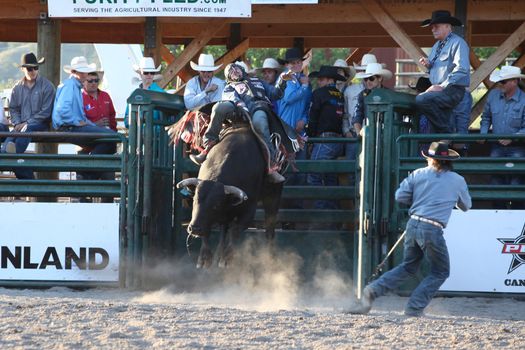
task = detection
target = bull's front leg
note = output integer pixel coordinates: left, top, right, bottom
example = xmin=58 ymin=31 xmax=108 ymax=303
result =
xmin=197 ymin=235 xmax=213 ymax=269
xmin=218 ymin=223 xmax=242 ymax=268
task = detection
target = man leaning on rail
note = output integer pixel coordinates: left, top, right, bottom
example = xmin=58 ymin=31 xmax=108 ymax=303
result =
xmin=2 ymin=53 xmax=55 ymax=179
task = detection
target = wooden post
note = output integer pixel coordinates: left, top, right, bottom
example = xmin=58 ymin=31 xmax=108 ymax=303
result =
xmin=36 ymin=14 xmax=60 ymax=199
xmin=144 ymin=17 xmax=162 ymax=68
xmin=454 ymin=0 xmax=467 ymax=39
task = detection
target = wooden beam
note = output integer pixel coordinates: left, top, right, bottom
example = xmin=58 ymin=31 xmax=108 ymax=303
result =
xmin=143 ymin=18 xmax=162 ymax=68
xmin=469 ymin=49 xmax=493 ymax=90
xmin=359 ymin=0 xmax=427 ymax=72
xmin=346 ymin=48 xmax=372 ymax=65
xmin=470 ymin=21 xmax=525 ymax=90
xmin=159 ymin=19 xmax=227 ymax=88
xmin=161 ymin=45 xmax=193 ymax=83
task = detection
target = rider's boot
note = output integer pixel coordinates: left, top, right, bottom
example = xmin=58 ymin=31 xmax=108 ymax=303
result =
xmin=190 ymin=140 xmax=217 ymax=165
xmin=267 ymin=170 xmax=285 ymax=183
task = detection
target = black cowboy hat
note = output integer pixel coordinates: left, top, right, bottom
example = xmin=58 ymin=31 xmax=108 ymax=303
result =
xmin=421 ymin=10 xmax=463 ymax=27
xmin=277 ymin=47 xmax=306 ymax=65
xmin=421 ymin=141 xmax=460 ymax=160
xmin=409 ymin=77 xmax=432 ymax=93
xmin=20 ymin=52 xmax=45 ymax=68
xmin=309 ymin=65 xmax=347 ymax=81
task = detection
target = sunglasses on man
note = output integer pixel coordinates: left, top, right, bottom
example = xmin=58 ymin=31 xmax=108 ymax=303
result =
xmin=142 ymin=72 xmax=156 ymax=75
xmin=364 ymin=75 xmax=380 ymax=82
xmin=25 ymin=66 xmax=39 ymax=72
xmin=86 ymin=78 xmax=100 ymax=83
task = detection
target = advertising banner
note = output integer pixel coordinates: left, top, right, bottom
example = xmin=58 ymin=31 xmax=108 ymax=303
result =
xmin=253 ymin=1 xmax=317 ymax=3
xmin=48 ymin=0 xmax=251 ymax=18
xmin=0 ymin=203 xmax=119 ymax=282
xmin=440 ymin=210 xmax=525 ymax=293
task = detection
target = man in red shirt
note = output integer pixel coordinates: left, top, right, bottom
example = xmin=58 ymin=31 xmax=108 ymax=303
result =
xmin=82 ymin=71 xmax=117 ymax=131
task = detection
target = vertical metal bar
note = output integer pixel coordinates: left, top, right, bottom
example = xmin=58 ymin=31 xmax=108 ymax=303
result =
xmin=119 ymin=136 xmax=128 ymax=288
xmin=126 ymin=104 xmax=138 ymax=288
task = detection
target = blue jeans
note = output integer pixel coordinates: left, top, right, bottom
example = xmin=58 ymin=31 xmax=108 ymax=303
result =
xmin=416 ymin=85 xmax=465 ymax=133
xmin=307 ymin=140 xmax=344 ymax=210
xmin=368 ymin=219 xmax=450 ymax=315
xmin=1 ymin=121 xmax=49 ymax=179
xmin=0 ymin=123 xmax=8 ymax=143
xmin=252 ymin=109 xmax=274 ymax=159
xmin=450 ymin=90 xmax=472 ymax=134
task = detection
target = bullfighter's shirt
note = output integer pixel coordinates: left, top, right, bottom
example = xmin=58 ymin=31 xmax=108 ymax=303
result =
xmin=307 ymin=83 xmax=344 ymax=137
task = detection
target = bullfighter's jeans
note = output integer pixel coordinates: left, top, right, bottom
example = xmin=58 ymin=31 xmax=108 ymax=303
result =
xmin=1 ymin=121 xmax=49 ymax=179
xmin=416 ymin=85 xmax=465 ymax=133
xmin=367 ymin=218 xmax=450 ymax=315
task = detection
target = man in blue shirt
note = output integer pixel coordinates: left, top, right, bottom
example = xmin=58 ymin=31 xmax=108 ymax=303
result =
xmin=53 ymin=56 xmax=117 ymax=179
xmin=416 ymin=10 xmax=470 ymax=133
xmin=348 ymin=141 xmax=471 ymax=317
xmin=480 ymin=65 xmax=525 ymax=208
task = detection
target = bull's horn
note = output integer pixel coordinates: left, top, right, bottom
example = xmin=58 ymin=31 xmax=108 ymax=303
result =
xmin=224 ymin=185 xmax=248 ymax=206
xmin=176 ymin=178 xmax=201 ymax=189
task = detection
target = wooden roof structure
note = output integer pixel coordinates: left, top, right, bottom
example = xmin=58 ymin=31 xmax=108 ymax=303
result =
xmin=2 ymin=0 xmax=525 ymax=118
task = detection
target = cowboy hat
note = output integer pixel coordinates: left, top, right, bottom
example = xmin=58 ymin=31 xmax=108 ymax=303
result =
xmin=20 ymin=52 xmax=45 ymax=67
xmin=333 ymin=59 xmax=356 ymax=80
xmin=355 ymin=62 xmax=393 ymax=80
xmin=353 ymin=53 xmax=378 ymax=71
xmin=133 ymin=57 xmax=161 ymax=74
xmin=277 ymin=47 xmax=306 ymax=65
xmin=256 ymin=58 xmax=282 ymax=72
xmin=422 ymin=141 xmax=460 ymax=160
xmin=190 ymin=54 xmax=222 ymax=72
xmin=421 ymin=10 xmax=463 ymax=27
xmin=309 ymin=65 xmax=347 ymax=81
xmin=489 ymin=65 xmax=525 ymax=83
xmin=409 ymin=76 xmax=432 ymax=93
xmin=63 ymin=56 xmax=97 ymax=74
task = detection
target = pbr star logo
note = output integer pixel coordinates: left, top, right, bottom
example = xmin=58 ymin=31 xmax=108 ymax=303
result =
xmin=498 ymin=223 xmax=525 ymax=274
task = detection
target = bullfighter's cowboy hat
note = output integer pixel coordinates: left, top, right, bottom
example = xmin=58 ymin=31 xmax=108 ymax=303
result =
xmin=355 ymin=62 xmax=393 ymax=80
xmin=278 ymin=47 xmax=306 ymax=65
xmin=421 ymin=10 xmax=463 ymax=27
xmin=19 ymin=52 xmax=45 ymax=68
xmin=308 ymin=65 xmax=347 ymax=81
xmin=489 ymin=65 xmax=525 ymax=83
xmin=63 ymin=56 xmax=97 ymax=74
xmin=190 ymin=54 xmax=222 ymax=72
xmin=422 ymin=141 xmax=460 ymax=160
xmin=332 ymin=59 xmax=356 ymax=80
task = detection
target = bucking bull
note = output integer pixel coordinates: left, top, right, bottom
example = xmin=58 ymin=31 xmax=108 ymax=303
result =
xmin=167 ymin=102 xmax=299 ymax=268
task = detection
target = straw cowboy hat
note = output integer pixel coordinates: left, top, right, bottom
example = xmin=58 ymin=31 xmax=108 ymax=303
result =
xmin=133 ymin=57 xmax=161 ymax=74
xmin=190 ymin=54 xmax=222 ymax=72
xmin=256 ymin=58 xmax=282 ymax=72
xmin=308 ymin=65 xmax=347 ymax=81
xmin=355 ymin=62 xmax=393 ymax=80
xmin=353 ymin=53 xmax=379 ymax=71
xmin=422 ymin=141 xmax=460 ymax=160
xmin=333 ymin=59 xmax=356 ymax=80
xmin=421 ymin=10 xmax=462 ymax=27
xmin=63 ymin=56 xmax=97 ymax=74
xmin=489 ymin=65 xmax=525 ymax=83
xmin=19 ymin=52 xmax=45 ymax=68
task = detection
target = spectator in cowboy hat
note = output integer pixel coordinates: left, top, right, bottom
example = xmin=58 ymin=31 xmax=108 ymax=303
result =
xmin=257 ymin=57 xmax=282 ymax=85
xmin=306 ymin=66 xmax=346 ymax=214
xmin=53 ymin=56 xmax=117 ymax=178
xmin=416 ymin=10 xmax=470 ymax=133
xmin=353 ymin=53 xmax=379 ymax=72
xmin=480 ymin=65 xmax=525 ymax=209
xmin=124 ymin=57 xmax=165 ymax=128
xmin=1 ymin=52 xmax=55 ymax=179
xmin=351 ymin=62 xmax=393 ymax=136
xmin=184 ymin=53 xmax=225 ymax=110
xmin=348 ymin=141 xmax=471 ymax=317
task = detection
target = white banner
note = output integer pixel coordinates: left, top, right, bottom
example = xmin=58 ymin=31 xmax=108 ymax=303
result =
xmin=48 ymin=0 xmax=251 ymax=18
xmin=253 ymin=1 xmax=317 ymax=3
xmin=0 ymin=203 xmax=119 ymax=282
xmin=440 ymin=210 xmax=525 ymax=293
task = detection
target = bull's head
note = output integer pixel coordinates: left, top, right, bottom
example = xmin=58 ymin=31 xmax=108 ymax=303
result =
xmin=176 ymin=178 xmax=248 ymax=236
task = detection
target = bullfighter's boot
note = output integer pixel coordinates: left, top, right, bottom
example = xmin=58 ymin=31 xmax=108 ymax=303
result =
xmin=189 ymin=140 xmax=217 ymax=165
